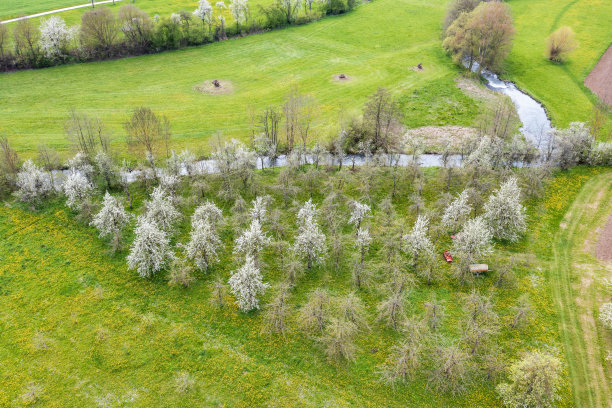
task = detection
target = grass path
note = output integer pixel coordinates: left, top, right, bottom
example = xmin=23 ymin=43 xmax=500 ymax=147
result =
xmin=550 ymin=171 xmax=612 ymax=407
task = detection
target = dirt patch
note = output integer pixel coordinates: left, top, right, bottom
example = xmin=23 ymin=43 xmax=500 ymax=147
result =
xmin=455 ymin=76 xmax=499 ymax=103
xmin=596 ymin=210 xmax=612 ymax=261
xmin=412 ymin=63 xmax=425 ymax=72
xmin=193 ymin=79 xmax=234 ymax=95
xmin=333 ymin=74 xmax=353 ymax=82
xmin=585 ymin=45 xmax=612 ymax=106
xmin=404 ymin=125 xmax=477 ymax=151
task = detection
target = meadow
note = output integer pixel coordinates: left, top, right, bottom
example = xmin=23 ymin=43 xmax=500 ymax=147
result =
xmin=2 ymin=0 xmax=611 ymax=160
xmin=504 ymin=0 xmax=612 ymax=128
xmin=0 ymin=0 xmax=255 ymax=25
xmin=0 ymin=0 xmax=482 ymax=159
xmin=3 ymin=162 xmax=609 ymax=407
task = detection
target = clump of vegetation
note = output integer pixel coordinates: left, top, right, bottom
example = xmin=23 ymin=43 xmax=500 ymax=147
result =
xmin=443 ymin=1 xmax=515 ymax=73
xmin=546 ymin=26 xmax=578 ymax=63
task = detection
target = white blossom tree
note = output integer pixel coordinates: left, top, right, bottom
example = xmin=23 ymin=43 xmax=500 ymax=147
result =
xmin=193 ymin=0 xmax=213 ymax=32
xmin=191 ymin=200 xmax=224 ymax=226
xmin=402 ymin=215 xmax=434 ymax=268
xmin=229 ymin=0 xmax=248 ymax=28
xmin=465 ymin=136 xmax=493 ymax=169
xmin=66 ymin=152 xmax=94 ymax=179
xmin=234 ymin=219 xmax=270 ymax=259
xmin=452 ymin=216 xmax=493 ymax=263
xmin=63 ymin=171 xmax=94 ymax=210
xmin=94 ymin=151 xmax=117 ymax=188
xmin=483 ymin=177 xmax=527 ymax=242
xmin=143 ymin=186 xmax=181 ymax=233
xmin=127 ymin=216 xmax=174 ymax=278
xmin=294 ymin=199 xmax=326 ymax=268
xmin=16 ymin=160 xmax=53 ymax=204
xmin=228 ymin=255 xmax=268 ymax=311
xmin=184 ymin=219 xmax=221 ymax=272
xmin=90 ymin=192 xmax=130 ymax=251
xmin=442 ymin=190 xmax=472 ymax=232
xmin=348 ymin=201 xmax=371 ymax=230
xmin=355 ymin=227 xmax=372 ymax=266
xmin=39 ymin=16 xmax=76 ymax=60
xmin=497 ymin=351 xmax=562 ymax=408
xmin=250 ymin=195 xmax=271 ymax=223
xmin=600 ymin=303 xmax=612 ymax=330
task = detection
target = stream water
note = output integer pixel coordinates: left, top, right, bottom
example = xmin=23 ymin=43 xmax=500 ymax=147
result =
xmin=52 ymin=68 xmax=553 ymax=185
xmin=481 ymin=70 xmax=553 ymax=150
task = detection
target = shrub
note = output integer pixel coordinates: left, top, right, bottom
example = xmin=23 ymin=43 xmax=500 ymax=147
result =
xmin=443 ymin=0 xmax=480 ymax=32
xmin=80 ymin=7 xmax=119 ymax=58
xmin=546 ymin=26 xmax=577 ymax=62
xmin=118 ymin=5 xmax=154 ymax=53
xmin=443 ymin=1 xmax=514 ymax=73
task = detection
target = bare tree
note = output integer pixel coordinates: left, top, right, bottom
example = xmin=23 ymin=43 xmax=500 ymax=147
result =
xmin=546 ymin=26 xmax=578 ymax=62
xmin=65 ymin=109 xmax=110 ymax=159
xmin=118 ymin=5 xmax=154 ymax=52
xmin=13 ymin=19 xmax=40 ymax=66
xmin=36 ymin=143 xmax=60 ymax=187
xmin=0 ymin=137 xmax=20 ymax=181
xmin=258 ymin=106 xmax=282 ymax=146
xmin=210 ymin=277 xmax=228 ymax=308
xmin=381 ymin=319 xmax=425 ymax=385
xmin=424 ymin=295 xmax=444 ymax=331
xmin=362 ymin=88 xmax=402 ymax=153
xmin=378 ymin=291 xmax=406 ymax=331
xmin=283 ymin=87 xmax=304 ymax=150
xmin=263 ymin=283 xmax=291 ymax=336
xmin=299 ymin=288 xmax=331 ymax=333
xmin=124 ymin=107 xmax=171 ymax=160
xmin=80 ymin=7 xmax=119 ymax=57
xmin=443 ymin=1 xmax=514 ymax=73
xmin=428 ymin=345 xmax=471 ymax=395
xmin=320 ymin=318 xmax=358 ymax=362
xmin=338 ymin=292 xmax=369 ymax=330
xmin=509 ymin=294 xmax=534 ymax=329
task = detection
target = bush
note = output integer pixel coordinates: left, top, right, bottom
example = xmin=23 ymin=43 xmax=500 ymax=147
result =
xmin=591 ymin=142 xmax=612 ymax=166
xmin=443 ymin=0 xmax=480 ymax=32
xmin=259 ymin=4 xmax=289 ymax=29
xmin=323 ymin=0 xmax=353 ymax=15
xmin=546 ymin=26 xmax=577 ymax=62
xmin=153 ymin=18 xmax=185 ymax=50
xmin=80 ymin=7 xmax=119 ymax=58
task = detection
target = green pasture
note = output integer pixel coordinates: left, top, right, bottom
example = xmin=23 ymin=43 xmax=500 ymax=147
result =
xmin=504 ymin=0 xmax=612 ymax=128
xmin=0 ymin=0 xmax=479 ymax=159
xmin=4 ymin=164 xmax=606 ymax=406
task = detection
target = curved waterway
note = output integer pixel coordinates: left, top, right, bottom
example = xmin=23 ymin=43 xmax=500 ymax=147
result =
xmin=51 ymin=68 xmax=552 ymax=185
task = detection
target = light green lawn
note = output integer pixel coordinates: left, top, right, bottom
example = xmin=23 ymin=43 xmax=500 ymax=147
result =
xmin=2 ymin=0 xmax=204 ymax=22
xmin=505 ymin=0 xmax=612 ymax=128
xmin=0 ymin=0 xmax=479 ymax=159
xmin=0 ymin=165 xmax=581 ymax=407
xmin=1 ymin=0 xmax=276 ymax=33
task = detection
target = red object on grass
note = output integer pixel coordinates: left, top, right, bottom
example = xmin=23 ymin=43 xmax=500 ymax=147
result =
xmin=443 ymin=251 xmax=453 ymax=263
xmin=450 ymin=235 xmax=456 ymax=239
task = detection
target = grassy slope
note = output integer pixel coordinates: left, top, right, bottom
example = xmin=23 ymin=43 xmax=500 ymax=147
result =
xmin=0 ymin=166 xmax=581 ymax=407
xmin=546 ymin=171 xmax=612 ymax=407
xmin=0 ymin=0 xmax=478 ymax=159
xmin=505 ymin=0 xmax=612 ymax=128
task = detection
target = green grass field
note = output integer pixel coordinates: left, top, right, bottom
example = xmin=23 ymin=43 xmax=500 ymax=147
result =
xmin=504 ymin=0 xmax=612 ymax=128
xmin=5 ymin=164 xmax=608 ymax=407
xmin=1 ymin=0 xmax=611 ymax=160
xmin=0 ymin=0 xmax=479 ymax=159
xmin=1 ymin=0 xmax=279 ymax=41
